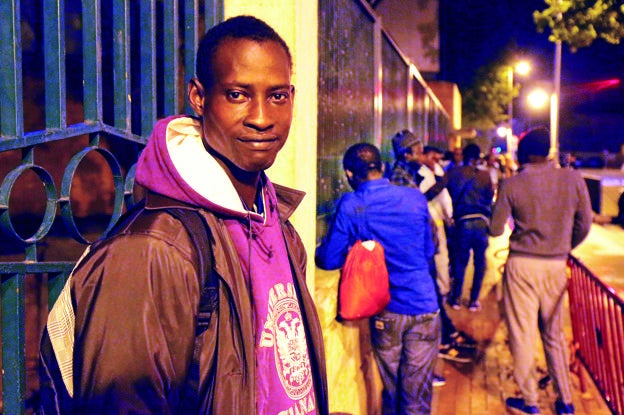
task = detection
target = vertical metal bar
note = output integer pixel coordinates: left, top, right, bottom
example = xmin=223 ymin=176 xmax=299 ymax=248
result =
xmin=1 ymin=273 xmax=26 ymax=415
xmin=423 ymin=95 xmax=430 ymax=142
xmin=140 ymin=0 xmax=156 ymax=136
xmin=163 ymin=0 xmax=179 ymax=116
xmin=372 ymin=19 xmax=382 ymax=146
xmin=0 ymin=0 xmax=24 ymax=138
xmin=204 ymin=0 xmax=223 ymax=30
xmin=83 ymin=0 xmax=103 ymax=122
xmin=44 ymin=0 xmax=67 ymax=130
xmin=406 ymin=67 xmax=414 ymax=133
xmin=183 ymin=0 xmax=199 ymax=115
xmin=113 ymin=0 xmax=131 ymax=130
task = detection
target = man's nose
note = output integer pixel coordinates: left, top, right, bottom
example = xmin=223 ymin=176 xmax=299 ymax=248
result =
xmin=244 ymin=99 xmax=273 ymax=131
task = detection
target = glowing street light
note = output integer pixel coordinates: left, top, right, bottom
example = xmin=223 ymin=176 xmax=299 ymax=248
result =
xmin=515 ymin=60 xmax=531 ymax=77
xmin=527 ymin=88 xmax=550 ymax=110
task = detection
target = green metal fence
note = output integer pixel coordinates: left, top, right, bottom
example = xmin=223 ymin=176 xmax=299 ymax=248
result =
xmin=0 ymin=1 xmax=221 ymax=413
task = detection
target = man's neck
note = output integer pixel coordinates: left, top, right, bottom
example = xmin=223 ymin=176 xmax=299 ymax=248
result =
xmin=210 ymin=149 xmax=261 ymax=209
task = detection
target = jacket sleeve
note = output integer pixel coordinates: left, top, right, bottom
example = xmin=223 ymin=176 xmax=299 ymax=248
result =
xmin=315 ymin=198 xmax=353 ymax=270
xmin=489 ymin=182 xmax=511 ymax=237
xmin=571 ymin=174 xmax=593 ymax=249
xmin=72 ymin=234 xmax=200 ymax=414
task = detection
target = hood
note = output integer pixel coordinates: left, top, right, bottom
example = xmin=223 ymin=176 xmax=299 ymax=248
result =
xmin=136 ymin=115 xmax=283 ymax=221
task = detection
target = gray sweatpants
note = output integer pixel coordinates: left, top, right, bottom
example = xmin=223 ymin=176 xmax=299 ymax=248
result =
xmin=503 ymin=255 xmax=573 ymax=406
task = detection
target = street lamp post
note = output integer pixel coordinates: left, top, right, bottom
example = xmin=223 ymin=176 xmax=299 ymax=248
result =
xmin=506 ymin=61 xmax=531 ymax=159
xmin=507 ymin=66 xmax=514 ymax=158
xmin=551 ymin=40 xmax=562 ymax=163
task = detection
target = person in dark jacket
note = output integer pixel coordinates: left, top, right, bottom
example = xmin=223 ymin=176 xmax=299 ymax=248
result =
xmin=316 ymin=143 xmax=439 ymax=415
xmin=40 ymin=15 xmax=328 ymax=415
xmin=445 ymin=144 xmax=494 ymax=312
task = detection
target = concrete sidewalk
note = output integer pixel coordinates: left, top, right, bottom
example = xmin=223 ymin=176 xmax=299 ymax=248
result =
xmin=572 ymin=222 xmax=624 ymax=297
xmin=431 ymin=222 xmax=621 ymax=415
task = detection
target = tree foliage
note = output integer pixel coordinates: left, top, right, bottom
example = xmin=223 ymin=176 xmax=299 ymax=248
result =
xmin=462 ymin=59 xmax=519 ymax=130
xmin=534 ymin=0 xmax=624 ymax=51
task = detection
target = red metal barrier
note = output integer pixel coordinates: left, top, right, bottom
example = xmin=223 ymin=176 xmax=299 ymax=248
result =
xmin=568 ymin=255 xmax=624 ymax=415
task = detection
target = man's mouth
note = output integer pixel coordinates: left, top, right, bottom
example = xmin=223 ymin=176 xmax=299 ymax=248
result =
xmin=238 ymin=135 xmax=278 ymax=143
xmin=238 ymin=136 xmax=279 ymax=148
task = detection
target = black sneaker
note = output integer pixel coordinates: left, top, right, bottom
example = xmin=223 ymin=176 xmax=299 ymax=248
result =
xmin=555 ymin=400 xmax=575 ymax=415
xmin=506 ymin=397 xmax=540 ymax=414
xmin=433 ymin=373 xmax=446 ymax=387
xmin=449 ymin=331 xmax=477 ymax=349
xmin=468 ymin=300 xmax=482 ymax=312
xmin=438 ymin=344 xmax=474 ymax=363
xmin=446 ymin=297 xmax=461 ymax=310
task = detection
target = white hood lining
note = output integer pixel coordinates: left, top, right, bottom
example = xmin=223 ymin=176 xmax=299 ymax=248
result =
xmin=165 ymin=117 xmax=250 ymax=215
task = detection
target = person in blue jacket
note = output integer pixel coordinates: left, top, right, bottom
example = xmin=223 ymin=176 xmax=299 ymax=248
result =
xmin=316 ymin=142 xmax=440 ymax=415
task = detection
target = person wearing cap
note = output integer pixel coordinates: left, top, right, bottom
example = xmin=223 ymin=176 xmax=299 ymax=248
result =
xmin=489 ymin=126 xmax=592 ymax=415
xmin=316 ymin=143 xmax=440 ymax=415
xmin=390 ymin=129 xmax=426 ymax=188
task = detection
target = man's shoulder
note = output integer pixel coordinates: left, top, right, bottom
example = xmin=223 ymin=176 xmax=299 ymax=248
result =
xmin=384 ymin=183 xmax=428 ymax=207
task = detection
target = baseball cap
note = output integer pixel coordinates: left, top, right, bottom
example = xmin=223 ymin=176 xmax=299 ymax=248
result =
xmin=392 ymin=130 xmax=421 ymax=158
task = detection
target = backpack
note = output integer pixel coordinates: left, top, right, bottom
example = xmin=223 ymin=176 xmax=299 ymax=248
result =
xmin=37 ymin=200 xmax=218 ymax=414
xmin=337 ymin=197 xmax=390 ymax=321
xmin=338 ymin=239 xmax=390 ymax=320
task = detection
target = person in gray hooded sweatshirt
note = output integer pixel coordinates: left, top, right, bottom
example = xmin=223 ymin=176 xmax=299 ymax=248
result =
xmin=489 ymin=126 xmax=592 ymax=415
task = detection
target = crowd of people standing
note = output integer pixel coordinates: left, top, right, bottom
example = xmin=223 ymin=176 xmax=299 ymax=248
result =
xmin=317 ymin=127 xmax=591 ymax=415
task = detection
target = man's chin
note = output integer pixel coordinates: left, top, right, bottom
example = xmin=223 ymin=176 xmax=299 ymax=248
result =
xmin=238 ymin=158 xmax=277 ymax=174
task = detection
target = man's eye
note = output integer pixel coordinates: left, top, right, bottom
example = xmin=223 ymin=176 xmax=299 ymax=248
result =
xmin=272 ymin=92 xmax=289 ymax=102
xmin=227 ymin=91 xmax=245 ymax=101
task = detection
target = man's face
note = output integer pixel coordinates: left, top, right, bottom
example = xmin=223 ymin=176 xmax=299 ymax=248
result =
xmin=423 ymin=151 xmax=442 ymax=170
xmin=453 ymin=147 xmax=463 ymax=163
xmin=190 ymin=38 xmax=294 ymax=173
xmin=405 ymin=143 xmax=424 ymax=164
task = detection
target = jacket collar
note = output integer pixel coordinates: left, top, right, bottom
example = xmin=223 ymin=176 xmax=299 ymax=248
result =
xmin=356 ymin=178 xmax=391 ymax=192
xmin=144 ymin=186 xmax=305 ymax=222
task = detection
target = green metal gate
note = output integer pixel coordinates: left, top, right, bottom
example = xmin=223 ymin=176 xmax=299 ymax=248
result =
xmin=0 ymin=1 xmax=221 ymax=413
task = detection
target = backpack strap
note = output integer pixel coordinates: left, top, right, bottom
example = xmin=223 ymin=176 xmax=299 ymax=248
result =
xmin=164 ymin=208 xmax=220 ymax=414
xmin=164 ymin=208 xmax=218 ymax=336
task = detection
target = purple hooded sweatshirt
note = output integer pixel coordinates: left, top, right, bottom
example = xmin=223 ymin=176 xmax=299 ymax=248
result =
xmin=136 ymin=115 xmax=317 ymax=415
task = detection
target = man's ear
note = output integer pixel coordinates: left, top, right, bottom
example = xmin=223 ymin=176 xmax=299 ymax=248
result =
xmin=345 ymin=170 xmax=354 ymax=180
xmin=188 ymin=78 xmax=205 ymax=117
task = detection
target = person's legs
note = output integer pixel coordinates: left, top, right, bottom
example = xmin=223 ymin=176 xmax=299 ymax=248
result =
xmin=430 ymin=258 xmax=456 ymax=343
xmin=434 ymin=220 xmax=451 ymax=296
xmin=504 ymin=256 xmax=540 ymax=407
xmin=538 ymin=259 xmax=573 ymax=406
xmin=448 ymin=225 xmax=470 ymax=306
xmin=400 ymin=312 xmax=441 ymax=415
xmin=370 ymin=311 xmax=406 ymax=415
xmin=469 ymin=225 xmax=489 ymax=304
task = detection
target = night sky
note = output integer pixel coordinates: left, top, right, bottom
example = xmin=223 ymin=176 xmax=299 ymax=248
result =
xmin=438 ymin=0 xmax=624 ymax=154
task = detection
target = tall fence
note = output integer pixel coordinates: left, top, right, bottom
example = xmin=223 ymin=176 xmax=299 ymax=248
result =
xmin=568 ymin=255 xmax=624 ymax=415
xmin=316 ymin=0 xmax=451 ymax=237
xmin=0 ymin=1 xmax=221 ymax=413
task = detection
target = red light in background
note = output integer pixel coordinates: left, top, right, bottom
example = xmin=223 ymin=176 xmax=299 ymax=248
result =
xmin=563 ymin=78 xmax=620 ymax=97
xmin=586 ymin=78 xmax=620 ymax=92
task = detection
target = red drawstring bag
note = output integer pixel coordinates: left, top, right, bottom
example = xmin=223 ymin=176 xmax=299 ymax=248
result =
xmin=338 ymin=240 xmax=390 ymax=320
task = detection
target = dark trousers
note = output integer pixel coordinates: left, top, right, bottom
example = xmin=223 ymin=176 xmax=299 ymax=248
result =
xmin=448 ymin=220 xmax=489 ymax=304
xmin=429 ymin=259 xmax=456 ymax=344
